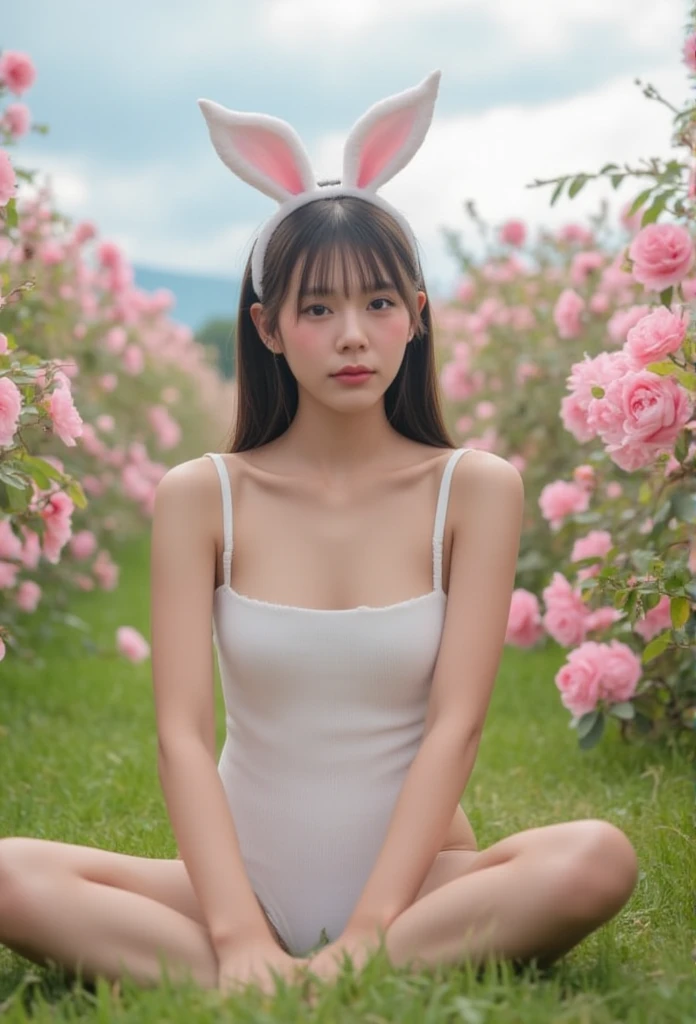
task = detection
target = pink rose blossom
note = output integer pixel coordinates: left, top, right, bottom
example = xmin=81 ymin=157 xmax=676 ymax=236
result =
xmin=628 ymin=223 xmax=694 ymax=292
xmin=570 ymin=250 xmax=604 ymax=287
xmin=15 ymin=579 xmax=41 ymax=612
xmin=553 ymin=289 xmax=585 ymax=339
xmin=589 ymin=293 xmax=610 ymax=315
xmin=69 ymin=530 xmax=98 ymax=560
xmin=542 ymin=571 xmax=590 ymax=647
xmin=499 ymin=219 xmax=526 ymax=247
xmin=570 ymin=529 xmax=613 ymax=580
xmin=116 ymin=625 xmax=150 ymax=663
xmin=0 ymin=518 xmax=22 ymax=560
xmin=592 ymin=370 xmax=692 ymax=449
xmin=555 ymin=642 xmax=604 ymax=716
xmin=585 ymin=606 xmax=624 ymax=634
xmin=48 ymin=382 xmax=84 ymax=446
xmin=634 ymin=594 xmax=672 ymax=642
xmin=607 ymin=305 xmax=652 ymax=344
xmin=599 ymin=640 xmax=642 ymax=702
xmin=0 ymin=149 xmax=17 ymax=207
xmin=0 ymin=376 xmax=22 ymax=446
xmin=624 ymin=307 xmax=689 ymax=368
xmin=538 ymin=480 xmax=591 ymax=530
xmin=1 ymin=102 xmax=31 ymax=138
xmin=505 ymin=589 xmax=544 ymax=648
xmin=558 ymin=223 xmax=594 ymax=246
xmin=123 ymin=344 xmax=144 ymax=375
xmin=572 ymin=464 xmax=596 ymax=489
xmin=0 ymin=52 xmax=37 ymax=96
xmin=455 ymin=277 xmax=475 ymax=303
xmin=684 ymin=32 xmax=696 ymax=72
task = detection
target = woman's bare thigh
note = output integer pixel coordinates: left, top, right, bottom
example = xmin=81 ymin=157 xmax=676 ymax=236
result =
xmin=0 ymin=837 xmax=284 ymax=947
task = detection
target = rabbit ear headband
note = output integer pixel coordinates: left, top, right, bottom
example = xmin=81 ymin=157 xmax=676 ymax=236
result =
xmin=197 ymin=70 xmax=441 ymax=300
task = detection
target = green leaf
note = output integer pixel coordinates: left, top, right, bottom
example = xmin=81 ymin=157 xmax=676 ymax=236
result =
xmin=642 ymin=629 xmax=672 ymax=663
xmin=672 ymin=367 xmax=696 ymax=391
xmin=610 ymin=174 xmax=625 ymax=190
xmin=568 ymin=174 xmax=590 ymax=198
xmin=670 ymin=596 xmax=690 ymax=629
xmin=641 ymin=190 xmax=677 ymax=227
xmin=644 ymin=359 xmax=674 ymax=376
xmin=600 ymin=163 xmax=620 ymax=174
xmin=5 ymin=197 xmax=18 ymax=230
xmin=579 ymin=712 xmax=605 ymax=749
xmin=670 ymin=492 xmax=696 ymax=523
xmin=550 ymin=179 xmax=566 ymax=206
xmin=19 ymin=454 xmax=64 ymax=482
xmin=628 ymin=188 xmax=654 ymax=215
xmin=65 ymin=478 xmax=88 ymax=510
xmin=576 ymin=710 xmax=599 ymax=739
xmin=609 ymin=702 xmax=636 ymax=720
xmin=659 ymin=286 xmax=673 ymax=308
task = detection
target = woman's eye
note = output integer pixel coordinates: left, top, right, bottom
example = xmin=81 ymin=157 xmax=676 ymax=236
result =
xmin=303 ymin=298 xmax=394 ymax=316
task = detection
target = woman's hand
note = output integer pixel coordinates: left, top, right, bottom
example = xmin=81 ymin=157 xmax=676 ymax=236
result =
xmin=306 ymin=927 xmax=382 ymax=986
xmin=217 ymin=938 xmax=311 ymax=998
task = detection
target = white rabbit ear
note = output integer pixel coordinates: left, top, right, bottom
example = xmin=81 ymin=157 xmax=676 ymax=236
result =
xmin=342 ymin=70 xmax=441 ymax=192
xmin=198 ymin=100 xmax=316 ymax=203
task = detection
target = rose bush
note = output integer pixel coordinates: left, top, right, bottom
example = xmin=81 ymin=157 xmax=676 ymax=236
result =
xmin=0 ymin=47 xmax=236 ymax=670
xmin=434 ymin=29 xmax=696 ymax=752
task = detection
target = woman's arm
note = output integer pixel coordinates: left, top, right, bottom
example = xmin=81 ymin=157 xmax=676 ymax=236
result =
xmin=150 ymin=461 xmax=272 ymax=954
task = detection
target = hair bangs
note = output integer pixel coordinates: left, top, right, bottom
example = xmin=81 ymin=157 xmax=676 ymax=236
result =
xmin=292 ymin=208 xmax=416 ymax=322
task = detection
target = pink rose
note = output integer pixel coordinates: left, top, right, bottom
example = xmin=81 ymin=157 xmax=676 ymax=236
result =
xmin=597 ymin=370 xmax=692 ymax=448
xmin=555 ymin=642 xmax=605 ymax=717
xmin=634 ymin=594 xmax=672 ymax=642
xmin=506 ymin=589 xmax=544 ymax=648
xmin=625 ymin=307 xmax=689 ymax=368
xmin=542 ymin=571 xmax=590 ymax=647
xmin=598 ymin=640 xmax=642 ymax=703
xmin=16 ymin=579 xmax=41 ymax=613
xmin=0 ymin=51 xmax=37 ymax=96
xmin=48 ymin=382 xmax=84 ymax=447
xmin=538 ymin=480 xmax=590 ymax=530
xmin=117 ymin=625 xmax=150 ymax=663
xmin=570 ymin=529 xmax=614 ymax=580
xmin=0 ymin=149 xmax=17 ymax=207
xmin=553 ymin=288 xmax=585 ymax=339
xmin=500 ymin=219 xmax=526 ymax=246
xmin=2 ymin=103 xmax=31 ymax=138
xmin=0 ymin=375 xmax=22 ymax=446
xmin=628 ymin=223 xmax=694 ymax=292
xmin=684 ymin=32 xmax=696 ymax=72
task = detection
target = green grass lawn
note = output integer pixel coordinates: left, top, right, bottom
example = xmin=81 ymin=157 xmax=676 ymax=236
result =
xmin=1 ymin=532 xmax=694 ymax=1022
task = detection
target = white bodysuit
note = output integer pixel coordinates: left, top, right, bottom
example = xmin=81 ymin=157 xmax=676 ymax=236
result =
xmin=204 ymin=447 xmax=472 ymax=956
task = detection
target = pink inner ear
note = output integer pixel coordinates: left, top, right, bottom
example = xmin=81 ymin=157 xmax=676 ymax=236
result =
xmin=233 ymin=124 xmax=307 ymax=195
xmin=356 ymin=107 xmax=416 ymax=188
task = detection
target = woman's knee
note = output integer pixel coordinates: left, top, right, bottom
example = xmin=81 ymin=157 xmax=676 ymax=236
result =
xmin=554 ymin=820 xmax=639 ymax=918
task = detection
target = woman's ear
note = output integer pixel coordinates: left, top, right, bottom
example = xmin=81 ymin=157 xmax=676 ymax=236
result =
xmin=249 ymin=302 xmax=267 ymax=339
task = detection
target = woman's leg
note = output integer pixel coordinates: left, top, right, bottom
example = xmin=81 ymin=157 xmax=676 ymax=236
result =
xmin=385 ymin=819 xmax=639 ymax=972
xmin=0 ymin=837 xmax=226 ymax=988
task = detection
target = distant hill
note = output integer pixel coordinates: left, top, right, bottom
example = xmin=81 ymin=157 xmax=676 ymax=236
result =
xmin=132 ymin=264 xmax=241 ymax=333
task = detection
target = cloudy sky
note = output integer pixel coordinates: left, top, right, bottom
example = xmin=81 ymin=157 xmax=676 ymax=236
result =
xmin=4 ymin=0 xmax=691 ymax=297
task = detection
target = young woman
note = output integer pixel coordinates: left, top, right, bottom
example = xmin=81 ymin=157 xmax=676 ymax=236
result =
xmin=0 ymin=71 xmax=638 ymax=1000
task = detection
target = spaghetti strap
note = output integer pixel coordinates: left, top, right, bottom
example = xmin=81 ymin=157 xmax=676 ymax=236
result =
xmin=432 ymin=448 xmax=472 ymax=592
xmin=204 ymin=452 xmax=233 ymax=588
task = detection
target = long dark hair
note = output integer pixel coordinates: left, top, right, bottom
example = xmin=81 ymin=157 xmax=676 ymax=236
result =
xmin=225 ymin=191 xmax=457 ymax=453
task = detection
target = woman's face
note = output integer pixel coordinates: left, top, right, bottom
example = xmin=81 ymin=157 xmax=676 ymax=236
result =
xmin=250 ymin=253 xmax=427 ymax=404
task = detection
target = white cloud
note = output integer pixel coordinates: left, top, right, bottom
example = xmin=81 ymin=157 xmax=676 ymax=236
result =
xmin=260 ymin=0 xmax=682 ymax=55
xmin=16 ymin=64 xmax=689 ymax=294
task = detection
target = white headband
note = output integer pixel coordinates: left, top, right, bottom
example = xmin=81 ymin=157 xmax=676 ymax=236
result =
xmin=198 ymin=70 xmax=441 ymax=300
